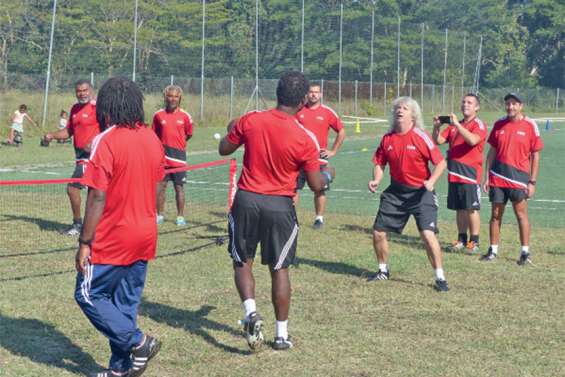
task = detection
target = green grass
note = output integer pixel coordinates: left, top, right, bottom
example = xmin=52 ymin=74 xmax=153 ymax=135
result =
xmin=1 ymin=109 xmax=565 ymax=376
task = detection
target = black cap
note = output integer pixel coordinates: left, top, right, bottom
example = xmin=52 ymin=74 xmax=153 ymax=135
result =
xmin=504 ymin=92 xmax=523 ymax=103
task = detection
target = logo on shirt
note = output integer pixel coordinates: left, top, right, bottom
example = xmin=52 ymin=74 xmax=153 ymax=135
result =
xmin=517 ymin=131 xmax=526 ymax=136
xmin=299 ymin=114 xmax=304 ymax=118
xmin=82 ymin=113 xmax=89 ymax=118
xmin=387 ymin=145 xmax=393 ymax=151
xmin=177 ymin=120 xmax=184 ymax=124
xmin=500 ymin=130 xmax=505 ymax=135
xmin=316 ymin=116 xmax=324 ymax=121
xmin=407 ymin=145 xmax=416 ymax=150
xmin=161 ymin=120 xmax=167 ymax=124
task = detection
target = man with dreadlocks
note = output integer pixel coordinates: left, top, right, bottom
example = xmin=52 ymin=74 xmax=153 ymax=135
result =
xmin=74 ymin=77 xmax=165 ymax=377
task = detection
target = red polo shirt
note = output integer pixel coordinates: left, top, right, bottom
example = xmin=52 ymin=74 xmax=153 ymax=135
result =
xmin=373 ymin=127 xmax=444 ymax=188
xmin=152 ymin=108 xmax=193 ymax=168
xmin=67 ymin=100 xmax=100 ymax=165
xmin=227 ymin=109 xmax=320 ymax=197
xmin=296 ymin=104 xmax=343 ymax=149
xmin=82 ymin=124 xmax=165 ymax=265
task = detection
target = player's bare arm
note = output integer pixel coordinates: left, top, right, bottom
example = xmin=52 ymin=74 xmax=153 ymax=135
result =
xmin=423 ymin=159 xmax=447 ymax=192
xmin=527 ymin=151 xmax=540 ymax=199
xmin=431 ymin=116 xmax=447 ymax=145
xmin=45 ymin=128 xmax=70 ymax=141
xmin=305 ymin=170 xmax=324 ymax=193
xmin=368 ymin=164 xmax=385 ymax=193
xmin=76 ymin=188 xmax=106 ymax=274
xmin=323 ymin=128 xmax=346 ymax=159
xmin=483 ymin=147 xmax=496 ymax=193
xmin=450 ymin=113 xmax=481 ymax=146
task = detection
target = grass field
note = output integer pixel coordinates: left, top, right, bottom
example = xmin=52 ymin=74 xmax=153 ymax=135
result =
xmin=1 ymin=110 xmax=565 ymax=376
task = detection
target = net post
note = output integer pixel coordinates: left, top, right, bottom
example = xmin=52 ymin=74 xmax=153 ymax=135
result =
xmin=228 ymin=158 xmax=238 ymax=209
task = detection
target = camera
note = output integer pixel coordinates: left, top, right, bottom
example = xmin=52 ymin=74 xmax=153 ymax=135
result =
xmin=438 ymin=115 xmax=451 ymax=124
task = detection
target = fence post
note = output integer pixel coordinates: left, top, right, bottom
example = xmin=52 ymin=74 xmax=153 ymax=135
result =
xmin=431 ymin=84 xmax=435 ymax=115
xmin=384 ymin=80 xmax=387 ymax=116
xmin=354 ymin=80 xmax=358 ymax=116
xmin=556 ymin=88 xmax=560 ymax=113
xmin=170 ymin=75 xmax=174 ymax=85
xmin=320 ymin=78 xmax=324 ymax=104
xmin=90 ymin=72 xmax=94 ymax=87
xmin=229 ymin=76 xmax=234 ymax=121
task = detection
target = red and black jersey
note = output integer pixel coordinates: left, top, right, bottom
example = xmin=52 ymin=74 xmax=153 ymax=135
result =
xmin=82 ymin=124 xmax=165 ymax=266
xmin=487 ymin=116 xmax=544 ymax=189
xmin=440 ymin=117 xmax=487 ymax=184
xmin=373 ymin=127 xmax=444 ymax=188
xmin=67 ymin=100 xmax=100 ymax=165
xmin=152 ymin=108 xmax=193 ymax=168
xmin=296 ymin=104 xmax=343 ymax=149
xmin=227 ymin=109 xmax=320 ymax=197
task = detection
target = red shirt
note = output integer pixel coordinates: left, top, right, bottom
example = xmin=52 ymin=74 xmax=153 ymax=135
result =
xmin=487 ymin=116 xmax=543 ymax=189
xmin=82 ymin=124 xmax=165 ymax=265
xmin=227 ymin=109 xmax=320 ymax=197
xmin=67 ymin=100 xmax=100 ymax=164
xmin=296 ymin=104 xmax=343 ymax=149
xmin=152 ymin=108 xmax=193 ymax=168
xmin=373 ymin=127 xmax=444 ymax=188
xmin=440 ymin=118 xmax=487 ymax=184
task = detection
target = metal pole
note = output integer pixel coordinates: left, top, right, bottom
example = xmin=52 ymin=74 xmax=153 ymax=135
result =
xmin=431 ymin=84 xmax=435 ymax=114
xmin=397 ymin=16 xmax=400 ymax=98
xmin=90 ymin=71 xmax=94 ymax=87
xmin=461 ymin=32 xmax=466 ymax=98
xmin=556 ymin=88 xmax=560 ymax=113
xmin=229 ymin=76 xmax=234 ymax=120
xmin=451 ymin=84 xmax=455 ymax=113
xmin=300 ymin=0 xmax=304 ymax=72
xmin=255 ymin=0 xmax=259 ymax=110
xmin=320 ymin=78 xmax=324 ymax=104
xmin=42 ymin=0 xmax=57 ymax=129
xmin=420 ymin=23 xmax=424 ymax=112
xmin=132 ymin=0 xmax=138 ymax=82
xmin=442 ymin=28 xmax=448 ymax=113
xmin=473 ymin=36 xmax=483 ymax=94
xmin=200 ymin=0 xmax=205 ymax=120
xmin=384 ymin=80 xmax=387 ymax=115
xmin=338 ymin=2 xmax=343 ymax=113
xmin=170 ymin=75 xmax=174 ymax=85
xmin=409 ymin=81 xmax=412 ymax=98
xmin=354 ymin=80 xmax=358 ymax=116
xmin=369 ymin=7 xmax=375 ymax=105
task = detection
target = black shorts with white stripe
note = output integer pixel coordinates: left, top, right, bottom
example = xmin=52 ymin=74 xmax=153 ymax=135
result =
xmin=228 ymin=190 xmax=299 ymax=270
xmin=69 ymin=163 xmax=86 ymax=189
xmin=489 ymin=186 xmax=527 ymax=204
xmin=447 ymin=182 xmax=481 ymax=210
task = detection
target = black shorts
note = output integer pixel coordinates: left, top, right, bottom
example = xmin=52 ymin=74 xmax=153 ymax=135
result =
xmin=489 ymin=186 xmax=527 ymax=204
xmin=447 ymin=182 xmax=481 ymax=210
xmin=228 ymin=190 xmax=299 ymax=270
xmin=296 ymin=164 xmax=332 ymax=192
xmin=165 ymin=171 xmax=186 ymax=186
xmin=373 ymin=181 xmax=439 ymax=234
xmin=69 ymin=164 xmax=86 ymax=189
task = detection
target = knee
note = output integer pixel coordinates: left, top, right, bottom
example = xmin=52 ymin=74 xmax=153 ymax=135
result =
xmin=373 ymin=230 xmax=387 ymax=242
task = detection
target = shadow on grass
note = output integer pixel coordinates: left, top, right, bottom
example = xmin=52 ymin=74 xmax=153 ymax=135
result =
xmin=0 ymin=246 xmax=74 ymax=259
xmin=140 ymin=301 xmax=250 ymax=355
xmin=0 ymin=313 xmax=100 ymax=374
xmin=339 ymin=225 xmax=423 ymax=246
xmin=297 ymin=257 xmax=372 ymax=278
xmin=0 ymin=269 xmax=74 ymax=282
xmin=1 ymin=214 xmax=68 ymax=232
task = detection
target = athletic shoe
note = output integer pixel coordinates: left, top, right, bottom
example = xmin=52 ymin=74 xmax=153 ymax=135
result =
xmin=517 ymin=252 xmax=532 ymax=266
xmin=272 ymin=336 xmax=293 ymax=351
xmin=312 ymin=219 xmax=323 ymax=230
xmin=434 ymin=279 xmax=449 ymax=292
xmin=129 ymin=335 xmax=161 ymax=377
xmin=175 ymin=216 xmax=187 ymax=226
xmin=367 ymin=269 xmax=389 ymax=282
xmin=89 ymin=370 xmax=129 ymax=377
xmin=466 ymin=241 xmax=480 ymax=254
xmin=156 ymin=215 xmax=164 ymax=225
xmin=480 ymin=248 xmax=497 ymax=262
xmin=63 ymin=223 xmax=82 ymax=236
xmin=242 ymin=312 xmax=264 ymax=351
xmin=448 ymin=241 xmax=465 ymax=252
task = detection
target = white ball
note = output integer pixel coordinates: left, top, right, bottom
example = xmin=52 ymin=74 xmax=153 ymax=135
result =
xmin=213 ymin=133 xmax=221 ymax=140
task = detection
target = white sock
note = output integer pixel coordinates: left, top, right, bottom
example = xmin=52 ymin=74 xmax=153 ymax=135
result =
xmin=378 ymin=263 xmax=388 ymax=273
xmin=275 ymin=320 xmax=288 ymax=339
xmin=435 ymin=268 xmax=445 ymax=281
xmin=242 ymin=298 xmax=256 ymax=318
xmin=490 ymin=245 xmax=499 ymax=254
xmin=315 ymin=215 xmax=324 ymax=222
xmin=521 ymin=246 xmax=529 ymax=254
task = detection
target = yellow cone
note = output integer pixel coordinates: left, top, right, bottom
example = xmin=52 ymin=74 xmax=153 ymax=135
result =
xmin=355 ymin=119 xmax=361 ymax=134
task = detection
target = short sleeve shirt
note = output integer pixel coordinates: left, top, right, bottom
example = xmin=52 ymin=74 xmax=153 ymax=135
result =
xmin=373 ymin=127 xmax=444 ymax=188
xmin=67 ymin=100 xmax=100 ymax=164
xmin=487 ymin=116 xmax=543 ymax=189
xmin=296 ymin=104 xmax=344 ymax=149
xmin=82 ymin=124 xmax=165 ymax=266
xmin=227 ymin=109 xmax=320 ymax=197
xmin=440 ymin=118 xmax=487 ymax=184
xmin=152 ymin=108 xmax=194 ymax=167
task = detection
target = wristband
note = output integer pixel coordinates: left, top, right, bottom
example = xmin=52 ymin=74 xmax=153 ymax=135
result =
xmin=528 ymin=180 xmax=536 ymax=186
xmin=78 ymin=238 xmax=93 ymax=246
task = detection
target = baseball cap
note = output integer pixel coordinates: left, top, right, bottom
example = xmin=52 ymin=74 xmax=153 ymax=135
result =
xmin=504 ymin=92 xmax=523 ymax=103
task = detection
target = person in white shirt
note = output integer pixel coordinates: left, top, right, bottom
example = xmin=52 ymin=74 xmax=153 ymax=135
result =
xmin=5 ymin=104 xmax=38 ymax=145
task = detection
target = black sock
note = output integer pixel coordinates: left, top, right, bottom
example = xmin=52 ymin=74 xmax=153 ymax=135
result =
xmin=470 ymin=235 xmax=479 ymax=244
xmin=73 ymin=218 xmax=82 ymax=225
xmin=458 ymin=233 xmax=468 ymax=244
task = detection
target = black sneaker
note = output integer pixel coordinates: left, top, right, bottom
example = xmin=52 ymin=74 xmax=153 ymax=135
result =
xmin=517 ymin=252 xmax=532 ymax=266
xmin=367 ymin=269 xmax=389 ymax=282
xmin=89 ymin=370 xmax=128 ymax=377
xmin=312 ymin=219 xmax=323 ymax=230
xmin=63 ymin=222 xmax=82 ymax=236
xmin=272 ymin=336 xmax=293 ymax=351
xmin=434 ymin=279 xmax=449 ymax=292
xmin=480 ymin=248 xmax=497 ymax=262
xmin=243 ymin=312 xmax=264 ymax=351
xmin=129 ymin=335 xmax=161 ymax=377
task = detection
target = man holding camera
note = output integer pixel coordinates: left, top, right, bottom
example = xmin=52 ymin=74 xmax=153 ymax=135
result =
xmin=481 ymin=93 xmax=543 ymax=265
xmin=432 ymin=93 xmax=487 ymax=253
